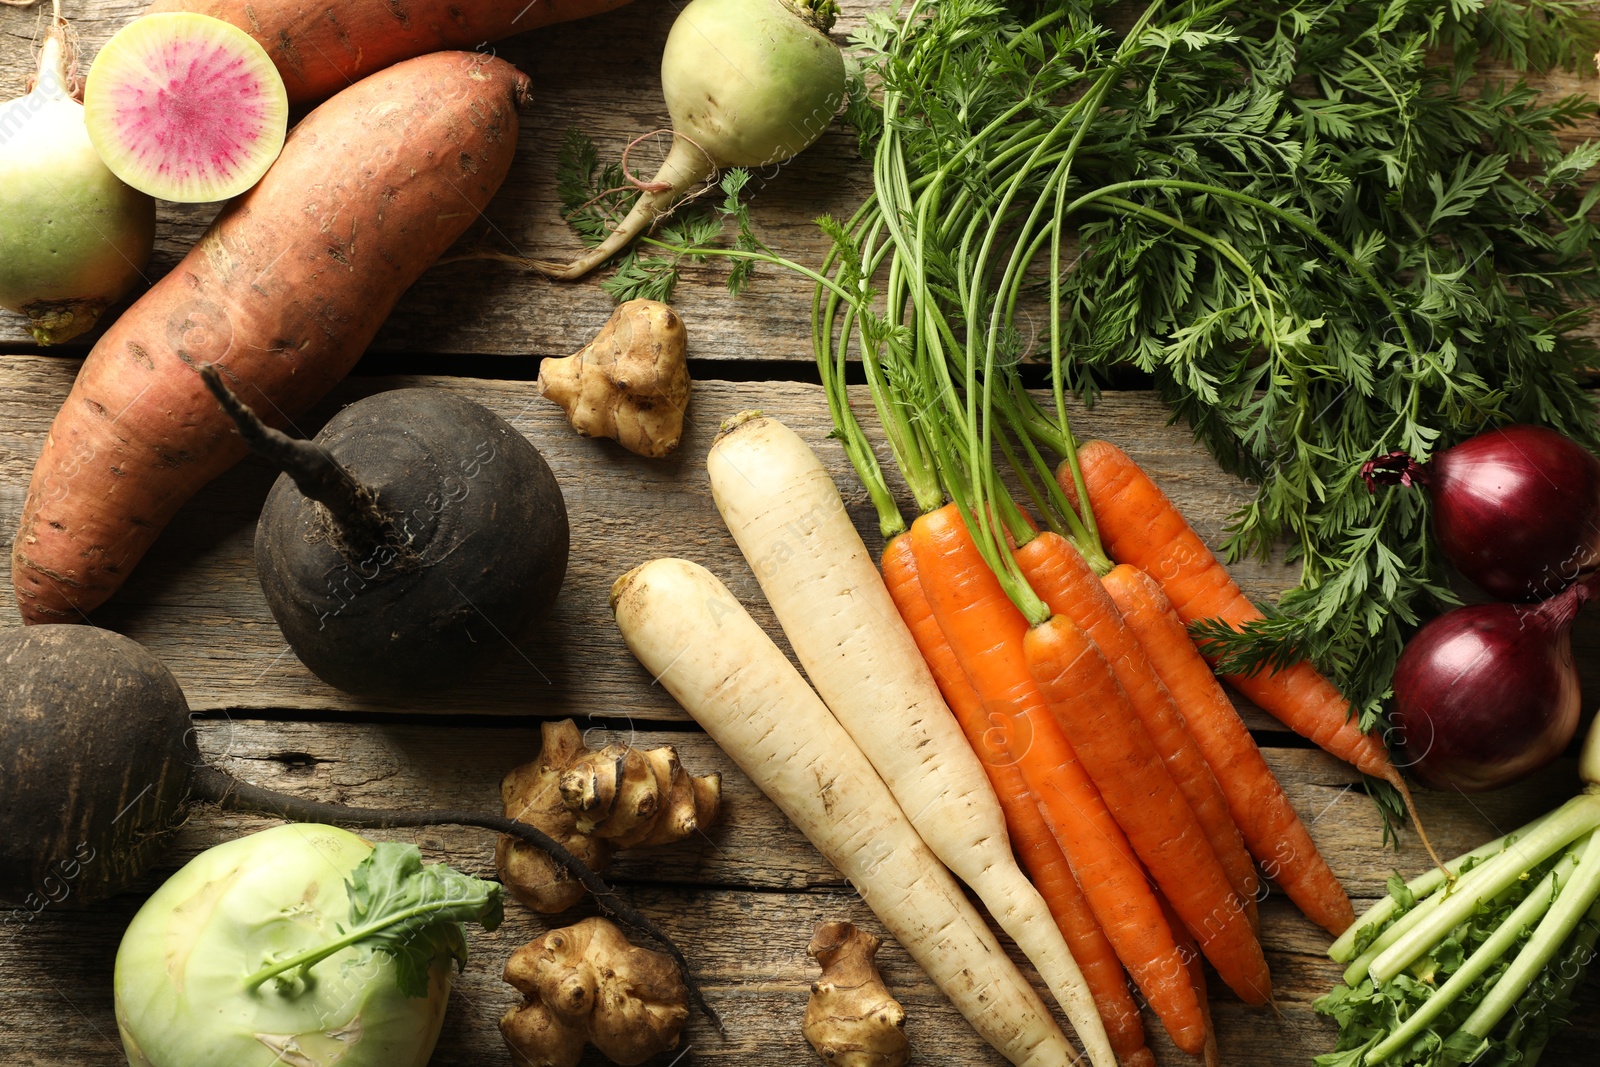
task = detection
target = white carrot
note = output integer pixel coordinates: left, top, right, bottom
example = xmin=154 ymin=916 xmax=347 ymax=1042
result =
xmin=707 ymin=413 xmax=1112 ymax=1067
xmin=611 ymin=557 xmax=1080 ymax=1067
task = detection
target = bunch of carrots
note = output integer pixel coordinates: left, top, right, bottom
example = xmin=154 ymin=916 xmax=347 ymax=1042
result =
xmin=607 ymin=5 xmax=1438 ymax=1055
xmin=754 ymin=110 xmax=1444 ymax=1067
xmin=614 ymin=386 xmax=1430 ymax=1062
xmin=816 ymin=339 xmax=1445 ymax=1059
xmin=877 ymin=430 xmax=1366 ymax=1061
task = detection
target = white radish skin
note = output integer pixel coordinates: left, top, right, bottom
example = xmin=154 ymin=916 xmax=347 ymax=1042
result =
xmin=708 ymin=413 xmax=1113 ymax=1067
xmin=0 ymin=26 xmax=155 ymax=345
xmin=611 ymin=558 xmax=1078 ymax=1067
xmin=534 ymin=0 xmax=846 ymax=280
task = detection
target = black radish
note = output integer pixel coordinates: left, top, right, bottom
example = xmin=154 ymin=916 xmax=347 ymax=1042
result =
xmin=200 ymin=366 xmax=569 ymax=698
xmin=0 ymin=623 xmax=714 ymax=1023
xmin=1 ymin=625 xmax=190 ymax=905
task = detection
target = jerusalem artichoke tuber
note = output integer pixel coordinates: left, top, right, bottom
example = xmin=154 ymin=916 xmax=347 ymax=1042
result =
xmin=501 ymin=917 xmax=690 ymax=1067
xmin=538 ymin=299 xmax=690 ymax=458
xmin=497 ymin=719 xmax=721 ymax=912
xmin=804 ymin=922 xmax=909 ymax=1067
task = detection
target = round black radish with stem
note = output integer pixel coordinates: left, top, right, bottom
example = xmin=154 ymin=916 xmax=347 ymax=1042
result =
xmin=201 ymin=365 xmax=569 ymax=699
xmin=0 ymin=624 xmax=718 ymax=1027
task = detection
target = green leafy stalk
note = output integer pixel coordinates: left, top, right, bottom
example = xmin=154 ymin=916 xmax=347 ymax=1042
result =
xmin=1331 ymin=808 xmax=1565 ymax=963
xmin=1366 ymin=847 xmax=1577 ymax=1062
xmin=1316 ymin=793 xmax=1600 ymax=1066
xmin=1453 ymin=828 xmax=1600 ymax=1044
xmin=244 ymin=843 xmax=502 ymax=998
xmin=1369 ymin=797 xmax=1600 ymax=985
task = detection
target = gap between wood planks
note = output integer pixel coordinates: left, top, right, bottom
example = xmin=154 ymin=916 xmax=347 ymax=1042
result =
xmin=0 ymin=345 xmax=1175 ymax=391
xmin=191 ymin=706 xmax=1327 ymax=754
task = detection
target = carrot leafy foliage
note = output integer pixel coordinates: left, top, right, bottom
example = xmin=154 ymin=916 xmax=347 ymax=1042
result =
xmin=577 ymin=0 xmax=1600 ymax=743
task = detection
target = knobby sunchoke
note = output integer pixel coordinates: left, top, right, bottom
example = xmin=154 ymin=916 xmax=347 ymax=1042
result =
xmin=803 ymin=922 xmax=909 ymax=1067
xmin=538 ymin=299 xmax=690 ymax=458
xmin=497 ymin=719 xmax=721 ymax=912
xmin=501 ymin=917 xmax=690 ymax=1067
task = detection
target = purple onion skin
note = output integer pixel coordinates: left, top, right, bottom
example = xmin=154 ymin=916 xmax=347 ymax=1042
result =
xmin=1429 ymin=425 xmax=1600 ymax=601
xmin=1392 ymin=591 xmax=1583 ymax=792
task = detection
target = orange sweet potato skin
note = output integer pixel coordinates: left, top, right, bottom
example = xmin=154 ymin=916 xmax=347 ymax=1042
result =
xmin=147 ymin=0 xmax=637 ymax=104
xmin=11 ymin=51 xmax=529 ymax=624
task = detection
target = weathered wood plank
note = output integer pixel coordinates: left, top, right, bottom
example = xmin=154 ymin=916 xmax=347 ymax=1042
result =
xmin=4 ymin=1 xmax=1597 ymax=357
xmin=0 ymin=356 xmax=1327 ymax=726
xmin=172 ymin=719 xmax=1589 ymax=902
xmin=2 ymin=716 xmax=1594 ymax=1065
xmin=8 ymin=353 xmax=1600 ymax=737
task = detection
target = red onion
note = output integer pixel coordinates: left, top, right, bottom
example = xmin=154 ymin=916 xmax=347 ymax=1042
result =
xmin=1362 ymin=424 xmax=1600 ymax=601
xmin=1391 ymin=577 xmax=1590 ymax=792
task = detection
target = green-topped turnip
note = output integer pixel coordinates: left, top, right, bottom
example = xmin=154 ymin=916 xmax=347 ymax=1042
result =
xmin=534 ymin=0 xmax=847 ymax=280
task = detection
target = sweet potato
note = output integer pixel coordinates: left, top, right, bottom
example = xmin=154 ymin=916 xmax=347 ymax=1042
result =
xmin=11 ymin=51 xmax=529 ymax=624
xmin=147 ymin=0 xmax=637 ymax=104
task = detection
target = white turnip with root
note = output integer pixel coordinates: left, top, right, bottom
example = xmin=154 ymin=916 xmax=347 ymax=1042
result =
xmin=535 ymin=0 xmax=847 ymax=280
xmin=611 ymin=557 xmax=1080 ymax=1067
xmin=0 ymin=0 xmax=154 ymax=344
xmin=707 ymin=412 xmax=1115 ymax=1067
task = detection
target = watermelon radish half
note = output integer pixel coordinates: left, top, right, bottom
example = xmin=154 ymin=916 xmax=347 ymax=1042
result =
xmin=83 ymin=13 xmax=288 ymax=203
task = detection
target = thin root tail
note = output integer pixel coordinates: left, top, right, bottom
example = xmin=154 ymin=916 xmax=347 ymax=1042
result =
xmin=1387 ymin=767 xmax=1447 ymax=877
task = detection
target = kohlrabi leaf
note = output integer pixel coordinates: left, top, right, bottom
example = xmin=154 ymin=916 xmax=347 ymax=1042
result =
xmin=116 ymin=825 xmax=489 ymax=1067
xmin=341 ymin=842 xmax=503 ymax=998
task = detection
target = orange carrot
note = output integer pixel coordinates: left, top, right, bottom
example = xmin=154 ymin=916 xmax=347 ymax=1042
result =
xmin=1104 ymin=564 xmax=1356 ymax=937
xmin=882 ymin=533 xmax=1155 ymax=1067
xmin=1023 ymin=612 xmax=1272 ymax=1006
xmin=1015 ymin=531 xmax=1260 ymax=931
xmin=1059 ymin=440 xmax=1440 ymax=866
xmin=910 ymin=504 xmax=1207 ymax=1055
xmin=1157 ymin=892 xmax=1220 ymax=1067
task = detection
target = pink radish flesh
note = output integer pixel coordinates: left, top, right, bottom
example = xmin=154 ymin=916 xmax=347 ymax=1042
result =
xmin=84 ymin=13 xmax=288 ymax=203
xmin=111 ymin=43 xmax=268 ymax=185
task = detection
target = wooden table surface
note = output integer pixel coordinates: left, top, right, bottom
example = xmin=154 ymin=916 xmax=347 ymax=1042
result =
xmin=3 ymin=2 xmax=1600 ymax=1065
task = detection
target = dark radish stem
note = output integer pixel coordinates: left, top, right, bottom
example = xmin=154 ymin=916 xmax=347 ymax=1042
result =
xmin=199 ymin=365 xmax=410 ymax=569
xmin=1362 ymin=425 xmax=1600 ymax=602
xmin=184 ymin=765 xmax=720 ymax=1029
xmin=1391 ymin=573 xmax=1594 ymax=793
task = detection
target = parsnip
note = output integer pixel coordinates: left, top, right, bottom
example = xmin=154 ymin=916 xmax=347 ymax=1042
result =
xmin=708 ymin=413 xmax=1112 ymax=1067
xmin=611 ymin=558 xmax=1079 ymax=1067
